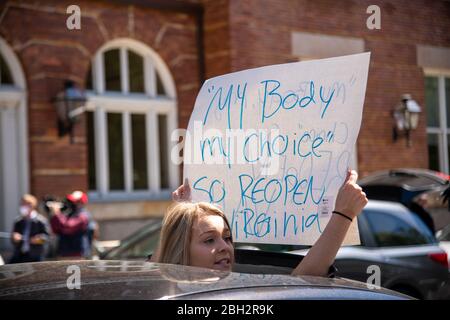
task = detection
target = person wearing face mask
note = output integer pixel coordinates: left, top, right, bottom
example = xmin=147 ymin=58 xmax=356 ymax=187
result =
xmin=9 ymin=194 xmax=50 ymax=264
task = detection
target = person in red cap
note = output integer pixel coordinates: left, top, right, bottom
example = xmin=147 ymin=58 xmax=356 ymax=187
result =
xmin=66 ymin=190 xmax=88 ymax=205
xmin=49 ymin=191 xmax=96 ymax=259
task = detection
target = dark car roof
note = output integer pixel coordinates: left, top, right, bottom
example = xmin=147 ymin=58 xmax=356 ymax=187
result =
xmin=0 ymin=260 xmax=409 ymax=300
xmin=358 ymin=168 xmax=449 ymax=191
xmin=358 ymin=169 xmax=449 ymax=209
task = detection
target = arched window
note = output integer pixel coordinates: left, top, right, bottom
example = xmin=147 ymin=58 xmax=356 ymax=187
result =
xmin=0 ymin=37 xmax=29 ymax=235
xmin=86 ymin=38 xmax=178 ymax=200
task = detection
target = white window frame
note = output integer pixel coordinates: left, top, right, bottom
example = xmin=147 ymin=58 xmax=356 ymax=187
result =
xmin=425 ymin=68 xmax=450 ymax=174
xmin=86 ymin=38 xmax=179 ymax=201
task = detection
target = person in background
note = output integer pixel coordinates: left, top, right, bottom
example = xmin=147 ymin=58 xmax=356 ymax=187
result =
xmin=49 ymin=191 xmax=95 ymax=259
xmin=9 ymin=194 xmax=50 ymax=264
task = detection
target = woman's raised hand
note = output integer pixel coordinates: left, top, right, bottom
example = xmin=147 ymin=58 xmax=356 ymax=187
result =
xmin=172 ymin=178 xmax=192 ymax=202
xmin=334 ymin=169 xmax=368 ymax=220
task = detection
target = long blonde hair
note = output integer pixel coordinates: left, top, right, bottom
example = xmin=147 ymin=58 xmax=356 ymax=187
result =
xmin=157 ymin=202 xmax=232 ymax=266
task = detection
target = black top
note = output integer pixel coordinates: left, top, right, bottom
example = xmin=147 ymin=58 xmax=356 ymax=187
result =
xmin=12 ymin=213 xmax=50 ymax=257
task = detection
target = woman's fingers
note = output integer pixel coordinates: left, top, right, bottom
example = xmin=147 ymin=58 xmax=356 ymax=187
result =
xmin=172 ymin=178 xmax=192 ymax=202
xmin=348 ymin=170 xmax=358 ymax=184
xmin=334 ymin=170 xmax=367 ymax=219
xmin=342 ymin=169 xmax=358 ymax=185
xmin=343 ymin=169 xmax=351 ymax=184
xmin=184 ymin=178 xmax=191 ymax=194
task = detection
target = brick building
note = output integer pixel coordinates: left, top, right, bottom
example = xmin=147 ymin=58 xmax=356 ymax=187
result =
xmin=0 ymin=0 xmax=449 ymax=246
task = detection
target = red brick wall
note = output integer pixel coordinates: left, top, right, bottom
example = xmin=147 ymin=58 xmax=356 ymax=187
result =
xmin=1 ymin=0 xmax=449 ymax=200
xmin=203 ymin=0 xmax=232 ymax=78
xmin=214 ymin=0 xmax=450 ymax=177
xmin=0 ymin=0 xmax=200 ymax=198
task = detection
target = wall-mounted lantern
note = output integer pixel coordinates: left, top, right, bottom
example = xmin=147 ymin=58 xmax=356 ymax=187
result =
xmin=53 ymin=80 xmax=87 ymax=144
xmin=392 ymin=94 xmax=422 ymax=147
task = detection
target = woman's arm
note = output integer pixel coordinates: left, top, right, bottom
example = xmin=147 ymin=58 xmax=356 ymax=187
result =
xmin=291 ymin=170 xmax=368 ymax=277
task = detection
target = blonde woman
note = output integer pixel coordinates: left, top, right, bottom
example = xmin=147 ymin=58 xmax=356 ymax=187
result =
xmin=157 ymin=202 xmax=234 ymax=271
xmin=154 ymin=170 xmax=367 ymax=277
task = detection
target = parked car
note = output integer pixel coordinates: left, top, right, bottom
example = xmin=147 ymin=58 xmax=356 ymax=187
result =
xmin=358 ymin=168 xmax=450 ymax=233
xmin=290 ymin=200 xmax=450 ymax=299
xmin=359 ymin=169 xmax=450 ymax=270
xmin=0 ymin=251 xmax=411 ymax=300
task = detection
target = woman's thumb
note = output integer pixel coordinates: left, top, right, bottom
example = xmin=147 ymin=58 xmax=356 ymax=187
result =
xmin=343 ymin=169 xmax=358 ymax=185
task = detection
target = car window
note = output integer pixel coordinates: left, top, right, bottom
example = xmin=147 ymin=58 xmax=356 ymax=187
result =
xmin=356 ymin=213 xmax=375 ymax=247
xmin=111 ymin=230 xmax=160 ymax=259
xmin=365 ymin=209 xmax=436 ymax=247
xmin=104 ymin=224 xmax=162 ymax=260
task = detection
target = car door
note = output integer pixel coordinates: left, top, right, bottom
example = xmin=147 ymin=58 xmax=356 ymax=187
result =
xmin=334 ymin=212 xmax=386 ymax=284
xmin=362 ymin=207 xmax=447 ymax=298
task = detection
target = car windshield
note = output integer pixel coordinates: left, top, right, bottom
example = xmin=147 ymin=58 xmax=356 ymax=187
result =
xmin=364 ymin=209 xmax=436 ymax=247
xmin=102 ymin=219 xmax=162 ymax=259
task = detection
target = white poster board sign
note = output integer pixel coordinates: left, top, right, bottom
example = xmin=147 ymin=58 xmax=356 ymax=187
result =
xmin=183 ymin=52 xmax=370 ymax=245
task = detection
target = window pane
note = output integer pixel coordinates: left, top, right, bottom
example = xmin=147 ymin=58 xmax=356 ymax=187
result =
xmin=108 ymin=113 xmax=124 ymax=190
xmin=85 ymin=64 xmax=93 ymax=90
xmin=0 ymin=54 xmax=13 ymax=85
xmin=104 ymin=49 xmax=121 ymax=92
xmin=156 ymin=71 xmax=166 ymax=96
xmin=158 ymin=114 xmax=169 ymax=189
xmin=425 ymin=77 xmax=439 ymax=127
xmin=128 ymin=50 xmax=144 ymax=93
xmin=365 ymin=210 xmax=434 ymax=247
xmin=131 ymin=114 xmax=148 ymax=189
xmin=87 ymin=112 xmax=96 ymax=190
xmin=446 ymin=78 xmax=450 ymax=128
xmin=428 ymin=133 xmax=440 ymax=171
